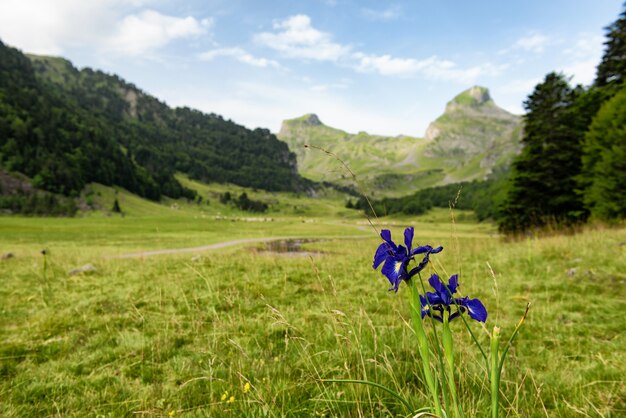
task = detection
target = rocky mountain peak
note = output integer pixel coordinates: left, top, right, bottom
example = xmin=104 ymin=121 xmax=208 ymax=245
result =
xmin=465 ymin=86 xmax=491 ymax=104
xmin=423 ymin=85 xmax=522 ymax=171
xmin=445 ymin=86 xmax=493 ymax=113
xmin=302 ymin=113 xmax=322 ymax=126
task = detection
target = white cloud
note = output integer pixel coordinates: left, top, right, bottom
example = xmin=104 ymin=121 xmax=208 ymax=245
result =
xmin=198 ymin=47 xmax=281 ymax=68
xmin=563 ymin=34 xmax=604 ymax=59
xmin=559 ymin=33 xmax=604 ymax=86
xmin=0 ymin=0 xmax=117 ymax=54
xmin=0 ymin=0 xmax=211 ymax=57
xmin=254 ymin=14 xmax=349 ymax=61
xmin=561 ymin=59 xmax=598 ymax=86
xmin=353 ymin=53 xmax=450 ymax=76
xmin=499 ymin=32 xmax=551 ymax=55
xmin=353 ymin=53 xmax=504 ymax=83
xmin=105 ymin=10 xmax=212 ymax=56
xmin=499 ymin=77 xmax=542 ymax=95
xmin=255 ymin=14 xmax=502 ymax=84
xmin=361 ymin=5 xmax=402 ymax=22
xmin=310 ymin=80 xmax=350 ymax=92
xmin=512 ymin=33 xmax=549 ymax=53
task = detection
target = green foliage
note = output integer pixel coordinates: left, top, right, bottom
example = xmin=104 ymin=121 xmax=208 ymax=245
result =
xmin=0 ymin=42 xmax=163 ymax=200
xmin=581 ymin=86 xmax=626 ymax=221
xmin=595 ymin=4 xmax=626 ymax=92
xmin=499 ymin=73 xmax=588 ymax=233
xmin=234 ymin=192 xmax=268 ymax=212
xmin=219 ymin=191 xmax=232 ymax=204
xmin=358 ymin=172 xmax=509 ymax=221
xmin=498 ymin=5 xmax=626 ymax=231
xmin=111 ymin=197 xmax=122 ymax=214
xmin=218 ymin=191 xmax=268 ymax=212
xmin=0 ymin=190 xmax=77 ymax=216
xmin=0 ymin=40 xmax=310 ymax=211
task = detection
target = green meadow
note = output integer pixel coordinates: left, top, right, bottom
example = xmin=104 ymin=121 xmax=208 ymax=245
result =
xmin=0 ymin=194 xmax=625 ymax=417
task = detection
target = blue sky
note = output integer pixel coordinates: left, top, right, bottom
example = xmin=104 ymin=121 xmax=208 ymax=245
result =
xmin=0 ymin=0 xmax=623 ymax=136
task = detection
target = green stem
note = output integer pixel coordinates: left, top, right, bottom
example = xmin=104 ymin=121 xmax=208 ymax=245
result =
xmin=407 ymin=278 xmax=443 ymax=417
xmin=490 ymin=326 xmax=501 ymax=418
xmin=417 ymin=273 xmax=451 ymax=414
xmin=443 ymin=312 xmax=463 ymax=418
xmin=498 ymin=303 xmax=531 ymax=373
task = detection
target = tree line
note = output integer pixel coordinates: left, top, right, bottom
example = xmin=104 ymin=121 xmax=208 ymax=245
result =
xmin=499 ymin=4 xmax=626 ymax=232
xmin=350 ymin=172 xmax=507 ymax=222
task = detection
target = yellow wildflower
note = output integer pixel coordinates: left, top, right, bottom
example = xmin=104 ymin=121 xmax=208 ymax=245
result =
xmin=227 ymin=395 xmax=235 ymax=403
xmin=243 ymin=382 xmax=251 ymax=394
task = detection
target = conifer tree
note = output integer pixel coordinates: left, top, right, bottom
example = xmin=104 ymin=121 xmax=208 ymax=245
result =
xmin=499 ymin=73 xmax=588 ymax=233
xmin=580 ymin=86 xmax=626 ymax=221
xmin=595 ymin=3 xmax=626 ymax=93
xmin=112 ymin=198 xmax=122 ymax=214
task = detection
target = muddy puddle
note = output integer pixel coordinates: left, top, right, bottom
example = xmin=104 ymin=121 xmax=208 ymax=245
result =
xmin=254 ymin=239 xmax=325 ymax=257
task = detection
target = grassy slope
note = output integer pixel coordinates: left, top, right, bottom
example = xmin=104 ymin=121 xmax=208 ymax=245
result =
xmin=278 ymin=88 xmax=522 ymax=196
xmin=278 ymin=117 xmax=448 ymax=197
xmin=0 ymin=206 xmax=624 ymax=416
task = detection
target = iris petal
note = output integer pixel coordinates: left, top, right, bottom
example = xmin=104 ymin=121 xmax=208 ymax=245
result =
xmin=462 ymin=298 xmax=488 ymax=322
xmin=404 ymin=227 xmax=414 ymax=252
xmin=381 ymin=257 xmax=405 ymax=291
xmin=430 ymin=246 xmax=444 ymax=254
xmin=410 ymin=245 xmax=432 ymax=256
xmin=428 ymin=274 xmax=446 ymax=294
xmin=419 ymin=294 xmax=429 ymax=318
xmin=447 ymin=274 xmax=459 ymax=294
xmin=373 ymin=243 xmax=389 ymax=269
xmin=426 ymin=292 xmax=443 ymax=305
xmin=380 ymin=230 xmax=397 ymax=251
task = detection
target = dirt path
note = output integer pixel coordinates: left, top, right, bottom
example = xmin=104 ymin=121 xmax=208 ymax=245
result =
xmin=108 ymin=236 xmax=295 ymax=259
xmin=109 ymin=234 xmax=371 ymax=259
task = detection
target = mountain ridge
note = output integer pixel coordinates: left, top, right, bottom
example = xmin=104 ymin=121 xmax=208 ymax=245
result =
xmin=278 ymin=86 xmax=522 ymax=196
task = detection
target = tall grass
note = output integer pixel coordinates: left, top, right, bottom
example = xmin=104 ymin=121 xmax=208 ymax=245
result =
xmin=0 ymin=218 xmax=624 ymax=416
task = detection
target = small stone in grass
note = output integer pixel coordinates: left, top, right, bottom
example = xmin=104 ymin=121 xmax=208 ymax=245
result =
xmin=68 ymin=263 xmax=97 ymax=276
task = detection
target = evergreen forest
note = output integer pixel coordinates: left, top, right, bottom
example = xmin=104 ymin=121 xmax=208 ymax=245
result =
xmin=0 ymin=40 xmax=311 ymax=212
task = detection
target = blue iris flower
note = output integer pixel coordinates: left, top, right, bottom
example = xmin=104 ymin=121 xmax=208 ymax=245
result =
xmin=372 ymin=227 xmax=443 ymax=292
xmin=420 ymin=273 xmax=487 ymax=323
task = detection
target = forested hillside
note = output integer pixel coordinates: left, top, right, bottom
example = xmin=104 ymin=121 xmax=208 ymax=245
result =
xmin=0 ymin=40 xmax=310 ymax=205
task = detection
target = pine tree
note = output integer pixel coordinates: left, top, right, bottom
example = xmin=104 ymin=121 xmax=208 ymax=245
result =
xmin=499 ymin=73 xmax=588 ymax=233
xmin=580 ymin=86 xmax=626 ymax=221
xmin=595 ymin=3 xmax=626 ymax=92
xmin=112 ymin=198 xmax=122 ymax=214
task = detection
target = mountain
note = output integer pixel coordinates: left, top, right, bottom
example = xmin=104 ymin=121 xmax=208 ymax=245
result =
xmin=278 ymin=114 xmax=433 ymax=196
xmin=0 ymin=40 xmax=310 ymax=203
xmin=278 ymin=86 xmax=522 ymax=197
xmin=424 ymin=86 xmax=522 ymax=170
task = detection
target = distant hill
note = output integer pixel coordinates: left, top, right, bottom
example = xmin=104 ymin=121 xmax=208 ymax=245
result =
xmin=0 ymin=40 xmax=310 ymax=203
xmin=278 ymin=86 xmax=522 ymax=196
xmin=278 ymin=114 xmax=431 ymax=196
